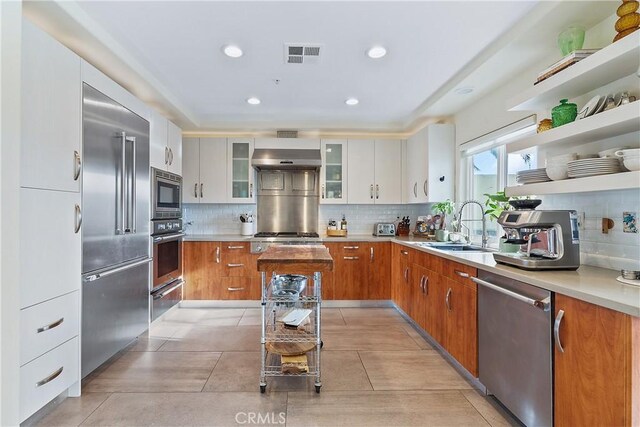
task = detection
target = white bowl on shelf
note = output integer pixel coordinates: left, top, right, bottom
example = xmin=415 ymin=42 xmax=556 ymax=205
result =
xmin=546 ymin=165 xmax=569 ymax=180
xmin=620 ymin=155 xmax=640 ymax=171
xmin=546 ymin=153 xmax=577 ymax=165
xmin=599 ymin=147 xmax=627 ymax=158
xmin=616 ymin=148 xmax=640 ymax=158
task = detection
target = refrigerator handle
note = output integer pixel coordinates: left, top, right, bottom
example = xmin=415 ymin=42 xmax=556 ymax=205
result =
xmin=117 ymin=132 xmax=127 ymax=234
xmin=128 ymin=135 xmax=137 ymax=234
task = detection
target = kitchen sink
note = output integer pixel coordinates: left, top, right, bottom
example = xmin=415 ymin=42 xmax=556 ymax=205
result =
xmin=409 ymin=242 xmax=496 ymax=253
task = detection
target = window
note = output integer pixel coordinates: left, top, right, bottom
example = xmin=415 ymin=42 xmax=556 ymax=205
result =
xmin=459 ymin=116 xmax=537 ymax=246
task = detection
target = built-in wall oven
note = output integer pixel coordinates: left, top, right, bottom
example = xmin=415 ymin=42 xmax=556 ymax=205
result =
xmin=150 ymin=167 xmax=184 ymax=321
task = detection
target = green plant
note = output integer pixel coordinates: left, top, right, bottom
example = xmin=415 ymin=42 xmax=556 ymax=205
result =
xmin=432 ymin=199 xmax=455 ymax=229
xmin=483 ymin=191 xmax=512 ymax=221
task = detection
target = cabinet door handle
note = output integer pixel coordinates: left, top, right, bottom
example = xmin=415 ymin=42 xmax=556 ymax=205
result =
xmin=343 ymin=246 xmax=359 ymax=250
xmin=419 ymin=276 xmax=425 ymax=293
xmin=370 ymin=184 xmax=374 ymax=199
xmin=200 ymin=183 xmax=203 ymax=198
xmin=370 ymin=247 xmax=374 ymax=262
xmin=169 ymin=148 xmax=173 ymax=165
xmin=227 ymin=263 xmax=244 ymax=267
xmin=454 ymin=270 xmax=470 ymax=278
xmin=194 ymin=183 xmax=198 ymax=198
xmin=74 ymin=204 xmax=82 ymax=234
xmin=37 ymin=317 xmax=64 ymax=333
xmin=445 ymin=288 xmax=452 ymax=311
xmin=403 ymin=267 xmax=409 ymax=282
xmin=249 ymin=183 xmax=253 ymax=198
xmin=376 ymin=184 xmax=379 ymax=199
xmin=227 ymin=245 xmax=245 ymax=249
xmin=424 ymin=276 xmax=429 ymax=295
xmin=401 ymin=250 xmax=408 ymax=256
xmin=36 ymin=367 xmax=63 ymax=387
xmin=73 ymin=151 xmax=82 ymax=181
xmin=321 ymin=184 xmax=325 ymax=199
xmin=343 ymin=256 xmax=359 ymax=260
xmin=227 ymin=287 xmax=245 ymax=291
xmin=413 ymin=182 xmax=417 ymax=197
xmin=165 ymin=147 xmax=169 ymax=165
xmin=423 ymin=179 xmax=428 ymax=197
xmin=554 ymin=309 xmax=565 ymax=353
xmin=215 ymin=247 xmax=220 ymax=263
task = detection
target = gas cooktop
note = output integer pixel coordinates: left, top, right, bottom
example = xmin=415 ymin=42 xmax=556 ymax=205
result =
xmin=254 ymin=232 xmax=320 ymax=238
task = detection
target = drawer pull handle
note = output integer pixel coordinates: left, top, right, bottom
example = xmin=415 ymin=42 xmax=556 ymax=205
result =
xmin=227 ymin=263 xmax=244 ymax=267
xmin=216 ymin=247 xmax=220 ymax=263
xmin=227 ymin=246 xmax=244 ymax=249
xmin=343 ymin=256 xmax=359 ymax=260
xmin=36 ymin=367 xmax=63 ymax=387
xmin=37 ymin=317 xmax=64 ymax=333
xmin=554 ymin=309 xmax=565 ymax=353
xmin=454 ymin=270 xmax=470 ymax=278
xmin=74 ymin=204 xmax=82 ymax=234
xmin=370 ymin=247 xmax=374 ymax=262
xmin=227 ymin=287 xmax=245 ymax=291
xmin=343 ymin=246 xmax=359 ymax=250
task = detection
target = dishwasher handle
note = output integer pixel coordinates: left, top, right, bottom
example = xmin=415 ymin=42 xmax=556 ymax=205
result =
xmin=471 ymin=277 xmax=550 ymax=311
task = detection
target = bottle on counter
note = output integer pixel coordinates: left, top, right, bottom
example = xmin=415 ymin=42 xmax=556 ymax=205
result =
xmin=341 ymin=214 xmax=348 ymax=231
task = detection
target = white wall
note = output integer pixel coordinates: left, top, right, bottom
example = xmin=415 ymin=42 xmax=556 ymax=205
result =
xmin=183 ymin=203 xmax=431 ymax=236
xmin=0 ymin=0 xmax=22 ymax=424
xmin=453 ymin=14 xmax=639 ymax=270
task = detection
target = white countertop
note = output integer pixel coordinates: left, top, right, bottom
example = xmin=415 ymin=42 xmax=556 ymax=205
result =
xmin=183 ymin=233 xmax=640 ymax=316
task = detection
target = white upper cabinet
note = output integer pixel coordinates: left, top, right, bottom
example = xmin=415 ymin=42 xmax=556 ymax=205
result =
xmin=227 ymin=138 xmax=255 ymax=203
xmin=21 ymin=19 xmax=81 ymax=192
xmin=347 ymin=139 xmax=402 ymax=204
xmin=254 ymin=138 xmax=320 ymax=150
xmin=182 ymin=137 xmax=227 ymax=203
xmin=150 ymin=111 xmax=182 ymax=175
xmin=320 ymin=139 xmax=348 ymax=204
xmin=406 ymin=124 xmax=454 ymax=203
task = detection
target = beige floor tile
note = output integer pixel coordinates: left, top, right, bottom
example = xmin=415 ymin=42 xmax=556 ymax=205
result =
xmin=461 ymin=389 xmax=520 ymax=427
xmin=83 ymin=351 xmax=220 ymax=393
xmin=81 ymin=392 xmax=287 ymax=426
xmin=203 ymin=351 xmax=372 ymax=392
xmin=148 ymin=320 xmax=192 ymax=339
xmin=359 ymin=350 xmax=473 ymax=390
xmin=322 ymin=325 xmax=421 ymax=351
xmin=320 ymin=308 xmax=346 ymax=326
xmin=159 ymin=325 xmax=261 ymax=352
xmin=285 ymin=390 xmax=490 ymax=427
xmin=340 ymin=308 xmax=405 ymax=325
xmin=35 ymin=393 xmax=111 ymax=427
xmin=238 ymin=308 xmax=261 ymax=326
xmin=399 ymin=323 xmax=435 ymax=350
xmin=162 ymin=307 xmax=245 ymax=326
xmin=128 ymin=336 xmax=166 ymax=352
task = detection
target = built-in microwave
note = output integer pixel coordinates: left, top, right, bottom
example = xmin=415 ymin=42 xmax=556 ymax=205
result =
xmin=151 ymin=167 xmax=182 ymax=220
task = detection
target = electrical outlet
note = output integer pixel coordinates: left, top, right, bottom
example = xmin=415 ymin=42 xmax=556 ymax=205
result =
xmin=577 ymin=211 xmax=585 ymax=229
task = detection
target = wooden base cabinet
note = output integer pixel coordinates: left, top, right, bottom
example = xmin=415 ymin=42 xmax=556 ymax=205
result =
xmin=442 ymin=277 xmax=478 ymax=377
xmin=368 ymin=242 xmax=391 ymax=300
xmin=554 ymin=294 xmax=640 ymax=427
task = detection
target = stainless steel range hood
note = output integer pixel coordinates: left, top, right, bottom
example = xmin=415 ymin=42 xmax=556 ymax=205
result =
xmin=251 ymin=148 xmax=322 ymax=170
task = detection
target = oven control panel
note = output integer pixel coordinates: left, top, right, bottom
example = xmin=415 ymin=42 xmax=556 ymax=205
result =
xmin=152 ymin=219 xmax=183 ymax=236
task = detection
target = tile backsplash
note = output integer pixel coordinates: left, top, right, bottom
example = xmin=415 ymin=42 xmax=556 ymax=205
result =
xmin=183 ymin=203 xmax=431 ymax=236
xmin=541 ymin=189 xmax=640 ymax=271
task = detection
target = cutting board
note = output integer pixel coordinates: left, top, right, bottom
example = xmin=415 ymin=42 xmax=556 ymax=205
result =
xmin=266 ymin=340 xmax=316 ymax=356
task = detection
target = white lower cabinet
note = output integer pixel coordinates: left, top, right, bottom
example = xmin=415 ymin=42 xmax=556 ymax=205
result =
xmin=20 ymin=291 xmax=80 ymax=366
xmin=20 ymin=337 xmax=79 ymax=422
xmin=20 ymin=188 xmax=81 ymax=309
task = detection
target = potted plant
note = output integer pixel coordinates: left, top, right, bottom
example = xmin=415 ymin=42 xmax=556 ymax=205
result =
xmin=483 ymin=191 xmax=520 ymax=253
xmin=432 ymin=199 xmax=455 ymax=241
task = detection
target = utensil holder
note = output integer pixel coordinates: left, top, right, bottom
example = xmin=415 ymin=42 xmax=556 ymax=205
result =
xmin=241 ymin=222 xmax=255 ymax=236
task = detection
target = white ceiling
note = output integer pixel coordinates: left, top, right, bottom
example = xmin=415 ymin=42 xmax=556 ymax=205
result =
xmin=74 ymin=1 xmax=537 ymax=132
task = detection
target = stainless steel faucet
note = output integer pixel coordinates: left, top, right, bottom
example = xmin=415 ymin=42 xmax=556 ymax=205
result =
xmin=456 ymin=200 xmax=488 ymax=248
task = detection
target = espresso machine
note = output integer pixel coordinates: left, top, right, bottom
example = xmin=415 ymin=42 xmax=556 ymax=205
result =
xmin=494 ymin=210 xmax=580 ymax=270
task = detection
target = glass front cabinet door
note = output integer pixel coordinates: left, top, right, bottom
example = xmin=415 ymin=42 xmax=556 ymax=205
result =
xmin=320 ymin=139 xmax=348 ymax=204
xmin=227 ymin=138 xmax=255 ymax=203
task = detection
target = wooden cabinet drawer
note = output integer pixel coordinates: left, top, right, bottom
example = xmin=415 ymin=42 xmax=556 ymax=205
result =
xmin=443 ymin=259 xmax=477 ymax=288
xmin=20 ymin=337 xmax=79 ymax=422
xmin=221 ymin=242 xmax=252 ymax=276
xmin=20 ymin=291 xmax=79 ymax=366
xmin=219 ymin=277 xmax=261 ymax=300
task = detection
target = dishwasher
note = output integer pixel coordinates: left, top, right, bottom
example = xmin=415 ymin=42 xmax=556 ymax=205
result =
xmin=473 ymin=270 xmax=552 ymax=427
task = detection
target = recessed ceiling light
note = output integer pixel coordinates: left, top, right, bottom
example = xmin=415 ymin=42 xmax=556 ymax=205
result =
xmin=223 ymin=45 xmax=243 ymax=58
xmin=345 ymin=98 xmax=359 ymax=106
xmin=454 ymin=86 xmax=474 ymax=95
xmin=367 ymin=46 xmax=387 ymax=59
xmin=247 ymin=97 xmax=261 ymax=105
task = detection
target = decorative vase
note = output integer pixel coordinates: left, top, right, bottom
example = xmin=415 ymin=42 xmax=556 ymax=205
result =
xmin=557 ymin=26 xmax=585 ymax=56
xmin=435 ymin=229 xmax=449 ymax=242
xmin=614 ymin=1 xmax=640 ymax=42
xmin=551 ymin=99 xmax=577 ymax=128
xmin=499 ymin=238 xmax=520 ymax=253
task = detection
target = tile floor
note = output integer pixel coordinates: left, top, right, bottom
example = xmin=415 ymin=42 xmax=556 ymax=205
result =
xmin=35 ymin=307 xmax=519 ymax=426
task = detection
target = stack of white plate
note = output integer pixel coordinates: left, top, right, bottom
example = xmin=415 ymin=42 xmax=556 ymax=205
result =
xmin=516 ymin=168 xmax=551 ymax=184
xmin=567 ymin=157 xmax=622 ymax=178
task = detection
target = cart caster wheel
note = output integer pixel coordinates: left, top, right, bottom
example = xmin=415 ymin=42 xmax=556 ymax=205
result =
xmin=315 ymin=385 xmax=321 ymax=393
xmin=260 ymin=385 xmax=266 ymax=393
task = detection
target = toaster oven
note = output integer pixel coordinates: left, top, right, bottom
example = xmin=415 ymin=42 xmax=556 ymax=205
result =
xmin=373 ymin=223 xmax=396 ymax=236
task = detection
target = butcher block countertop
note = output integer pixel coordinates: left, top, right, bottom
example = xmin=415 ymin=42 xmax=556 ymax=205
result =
xmin=257 ymin=245 xmax=334 ymax=275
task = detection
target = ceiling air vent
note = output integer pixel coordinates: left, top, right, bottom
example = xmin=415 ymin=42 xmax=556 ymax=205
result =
xmin=277 ymin=130 xmax=298 ymax=138
xmin=284 ymin=43 xmax=322 ymax=65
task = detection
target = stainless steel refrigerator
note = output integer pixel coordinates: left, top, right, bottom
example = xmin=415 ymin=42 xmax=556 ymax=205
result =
xmin=81 ymin=83 xmax=151 ymax=378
